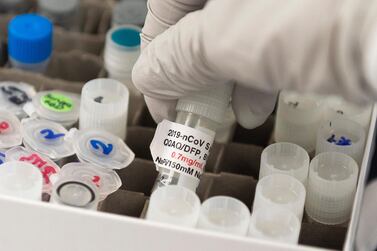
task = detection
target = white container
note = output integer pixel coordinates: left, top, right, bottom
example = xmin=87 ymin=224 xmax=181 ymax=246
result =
xmin=305 ymin=152 xmax=359 ymax=225
xmin=79 ymin=78 xmax=129 ymax=140
xmin=146 ymin=185 xmax=201 ymax=228
xmin=316 ymin=118 xmax=366 ymax=165
xmin=259 ymin=142 xmax=309 ymax=185
xmin=197 ymin=196 xmax=250 ymax=236
xmin=253 ymin=174 xmax=306 ymax=221
xmin=0 ymin=161 xmax=43 ymax=201
xmin=248 ymin=207 xmax=301 ymax=244
xmin=0 ymin=106 xmax=373 ymax=251
xmin=274 ymin=91 xmax=324 ymax=153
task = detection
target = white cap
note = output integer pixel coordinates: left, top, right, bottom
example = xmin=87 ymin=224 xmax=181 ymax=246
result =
xmin=248 ymin=207 xmax=301 ymax=244
xmin=274 ymin=91 xmax=324 ymax=153
xmin=305 ymin=152 xmax=358 ymax=225
xmin=79 ymin=78 xmax=129 ymax=140
xmin=196 ymin=196 xmax=250 ymax=236
xmin=146 ymin=185 xmax=201 ymax=228
xmin=176 ymin=83 xmax=233 ymax=124
xmin=30 ymin=90 xmax=80 ymax=126
xmin=21 ymin=117 xmax=75 ymax=160
xmin=0 ymin=161 xmax=43 ymax=201
xmin=66 ymin=128 xmax=135 ymax=170
xmin=0 ymin=81 xmax=36 ymax=119
xmin=5 ymin=146 xmax=60 ymax=194
xmin=316 ymin=118 xmax=366 ymax=165
xmin=259 ymin=142 xmax=309 ymax=185
xmin=51 ymin=177 xmax=99 ymax=210
xmin=253 ymin=174 xmax=306 ymax=221
xmin=112 ymin=0 xmax=147 ymax=27
xmin=324 ymin=95 xmax=372 ymax=130
xmin=0 ymin=109 xmax=22 ymax=149
xmin=60 ymin=162 xmax=122 ymax=201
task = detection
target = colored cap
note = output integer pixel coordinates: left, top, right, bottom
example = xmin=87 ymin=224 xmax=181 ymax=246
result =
xmin=176 ymin=82 xmax=233 ymax=124
xmin=8 ymin=14 xmax=53 ymax=64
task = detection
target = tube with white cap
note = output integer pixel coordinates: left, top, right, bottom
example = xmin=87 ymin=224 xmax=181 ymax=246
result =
xmin=150 ymin=83 xmax=233 ymax=192
xmin=196 ymin=196 xmax=250 ymax=236
xmin=0 ymin=161 xmax=43 ymax=201
xmin=104 ymin=25 xmax=142 ymax=122
xmin=146 ymin=185 xmax=201 ymax=227
xmin=79 ymin=78 xmax=129 ymax=140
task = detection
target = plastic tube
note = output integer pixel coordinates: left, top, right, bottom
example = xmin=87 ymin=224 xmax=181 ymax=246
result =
xmin=259 ymin=142 xmax=310 ymax=185
xmin=112 ymin=0 xmax=147 ymax=27
xmin=253 ymin=174 xmax=306 ymax=221
xmin=305 ymin=152 xmax=358 ymax=225
xmin=196 ymin=196 xmax=250 ymax=236
xmin=79 ymin=79 xmax=129 ymax=140
xmin=146 ymin=185 xmax=201 ymax=227
xmin=38 ymin=0 xmax=79 ymax=30
xmin=316 ymin=118 xmax=366 ymax=165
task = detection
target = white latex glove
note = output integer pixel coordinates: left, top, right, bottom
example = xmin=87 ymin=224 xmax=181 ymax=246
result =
xmin=133 ymin=0 xmax=377 ymax=128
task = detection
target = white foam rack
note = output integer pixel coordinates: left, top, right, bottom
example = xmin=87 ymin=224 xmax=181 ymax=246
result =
xmin=0 ymin=105 xmax=375 ymax=251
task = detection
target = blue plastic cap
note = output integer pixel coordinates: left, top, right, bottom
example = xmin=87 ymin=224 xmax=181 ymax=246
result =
xmin=111 ymin=27 xmax=140 ymax=48
xmin=8 ymin=14 xmax=53 ymax=64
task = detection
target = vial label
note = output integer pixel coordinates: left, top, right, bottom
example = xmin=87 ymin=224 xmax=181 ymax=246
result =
xmin=19 ymin=153 xmax=58 ymax=186
xmin=150 ymin=120 xmax=215 ymax=180
xmin=40 ymin=93 xmax=73 ymax=112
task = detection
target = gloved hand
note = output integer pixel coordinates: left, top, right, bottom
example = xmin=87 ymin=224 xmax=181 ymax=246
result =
xmin=133 ymin=0 xmax=377 ymax=128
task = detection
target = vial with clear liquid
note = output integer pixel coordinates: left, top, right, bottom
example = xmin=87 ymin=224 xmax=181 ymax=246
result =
xmin=152 ymin=83 xmax=233 ymax=192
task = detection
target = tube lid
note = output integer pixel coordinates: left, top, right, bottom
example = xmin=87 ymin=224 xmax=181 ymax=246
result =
xmin=29 ymin=90 xmax=80 ymax=124
xmin=5 ymin=146 xmax=60 ymax=194
xmin=60 ymin=162 xmax=122 ymax=201
xmin=8 ymin=14 xmax=53 ymax=63
xmin=0 ymin=81 xmax=36 ymax=118
xmin=176 ymin=83 xmax=233 ymax=124
xmin=21 ymin=117 xmax=75 ymax=160
xmin=66 ymin=128 xmax=135 ymax=170
xmin=0 ymin=109 xmax=22 ymax=149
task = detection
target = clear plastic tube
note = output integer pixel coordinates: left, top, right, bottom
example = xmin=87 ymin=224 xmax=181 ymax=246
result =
xmin=153 ymin=111 xmax=219 ymax=191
